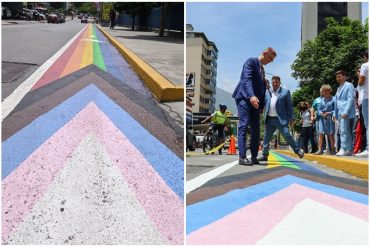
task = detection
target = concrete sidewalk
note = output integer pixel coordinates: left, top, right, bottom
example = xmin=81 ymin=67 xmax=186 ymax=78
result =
xmin=99 ymin=25 xmax=184 ymax=127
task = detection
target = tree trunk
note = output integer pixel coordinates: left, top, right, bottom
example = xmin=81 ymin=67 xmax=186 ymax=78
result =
xmin=159 ymin=3 xmax=165 ymax=37
xmin=131 ymin=15 xmax=135 ymax=30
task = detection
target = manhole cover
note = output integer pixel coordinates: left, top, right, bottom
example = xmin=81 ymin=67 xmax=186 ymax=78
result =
xmin=2 ymin=62 xmax=36 ymax=83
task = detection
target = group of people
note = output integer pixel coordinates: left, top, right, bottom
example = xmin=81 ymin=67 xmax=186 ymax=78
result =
xmin=230 ymin=47 xmax=368 ymax=166
xmin=299 ymin=52 xmax=368 ymax=158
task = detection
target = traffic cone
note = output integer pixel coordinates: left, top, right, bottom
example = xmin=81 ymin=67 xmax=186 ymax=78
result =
xmin=227 ymin=135 xmax=237 ymax=155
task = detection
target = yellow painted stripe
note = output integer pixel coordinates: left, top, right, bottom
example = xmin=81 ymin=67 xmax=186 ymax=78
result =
xmin=60 ymin=26 xmax=89 ymax=77
xmin=80 ymin=24 xmax=94 ymax=68
xmin=267 ymin=153 xmax=281 ymax=169
xmin=96 ymin=25 xmax=183 ymax=102
xmin=276 ymin=150 xmax=368 ymax=181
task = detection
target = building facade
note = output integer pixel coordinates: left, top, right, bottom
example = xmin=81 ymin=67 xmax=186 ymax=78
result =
xmin=186 ymin=24 xmax=218 ymax=113
xmin=301 ymin=2 xmax=361 ymax=48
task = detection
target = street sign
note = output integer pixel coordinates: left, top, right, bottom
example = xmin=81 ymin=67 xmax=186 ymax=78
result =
xmin=186 ymin=73 xmax=195 ymax=88
xmin=102 ymin=3 xmax=112 ymax=22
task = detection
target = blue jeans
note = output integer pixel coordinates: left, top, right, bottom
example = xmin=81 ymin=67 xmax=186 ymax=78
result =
xmin=339 ymin=117 xmax=354 ymax=152
xmin=362 ymin=98 xmax=368 ymax=151
xmin=262 ymin=117 xmax=300 ymax=157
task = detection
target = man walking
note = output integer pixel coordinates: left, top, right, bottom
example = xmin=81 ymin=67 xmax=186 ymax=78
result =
xmin=258 ymin=76 xmax=304 ymax=161
xmin=355 ymin=51 xmax=369 ymax=157
xmin=232 ymin=47 xmax=276 ymax=165
xmin=334 ymin=70 xmax=355 ymax=156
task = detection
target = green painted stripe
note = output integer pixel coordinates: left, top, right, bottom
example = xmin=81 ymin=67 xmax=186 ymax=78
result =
xmin=270 ymin=152 xmax=300 ymax=169
xmin=92 ymin=25 xmax=106 ymax=70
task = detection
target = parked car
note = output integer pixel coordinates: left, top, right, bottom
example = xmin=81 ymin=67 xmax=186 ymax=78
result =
xmin=78 ymin=13 xmax=83 ymax=19
xmin=47 ymin=12 xmax=65 ymax=23
xmin=18 ymin=8 xmax=33 ymax=20
xmin=31 ymin=10 xmax=46 ymax=20
xmin=2 ymin=6 xmax=11 ymax=19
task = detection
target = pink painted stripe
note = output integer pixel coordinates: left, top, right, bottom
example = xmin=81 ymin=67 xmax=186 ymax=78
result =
xmin=91 ymin=103 xmax=183 ymax=245
xmin=31 ymin=27 xmax=87 ymax=91
xmin=2 ymin=102 xmax=183 ymax=244
xmin=187 ymin=184 xmax=368 ymax=245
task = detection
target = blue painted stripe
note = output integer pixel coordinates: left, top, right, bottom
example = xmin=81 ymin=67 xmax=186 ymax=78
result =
xmin=186 ymin=175 xmax=368 ymax=234
xmin=2 ymin=84 xmax=184 ymax=199
xmin=272 ymin=152 xmax=327 ymax=175
xmin=94 ymin=25 xmax=123 ymax=79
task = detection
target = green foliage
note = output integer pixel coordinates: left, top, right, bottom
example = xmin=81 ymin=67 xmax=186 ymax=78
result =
xmin=73 ymin=2 xmax=97 ymax=15
xmin=113 ymin=2 xmax=156 ymax=17
xmin=291 ymin=17 xmax=368 ymax=108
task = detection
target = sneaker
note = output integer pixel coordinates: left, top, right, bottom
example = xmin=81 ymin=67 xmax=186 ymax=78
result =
xmin=239 ymin=158 xmax=252 ymax=166
xmin=298 ymin=149 xmax=304 ymax=159
xmin=344 ymin=150 xmax=353 ymax=156
xmin=355 ymin=150 xmax=368 ymax=158
xmin=336 ymin=149 xmax=346 ymax=156
xmin=314 ymin=150 xmax=323 ymax=155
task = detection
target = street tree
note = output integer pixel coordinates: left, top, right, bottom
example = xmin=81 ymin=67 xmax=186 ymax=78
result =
xmin=291 ymin=17 xmax=368 ymax=108
xmin=114 ymin=2 xmax=157 ymax=31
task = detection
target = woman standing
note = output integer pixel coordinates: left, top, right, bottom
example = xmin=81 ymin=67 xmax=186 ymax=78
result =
xmin=315 ymin=85 xmax=336 ymax=155
xmin=299 ymin=101 xmax=317 ymax=153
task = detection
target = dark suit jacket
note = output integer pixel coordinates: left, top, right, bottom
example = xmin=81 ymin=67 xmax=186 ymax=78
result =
xmin=263 ymin=87 xmax=294 ymax=126
xmin=232 ymin=57 xmax=266 ymax=109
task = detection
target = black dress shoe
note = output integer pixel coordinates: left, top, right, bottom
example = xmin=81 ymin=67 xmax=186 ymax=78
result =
xmin=239 ymin=158 xmax=252 ymax=166
xmin=251 ymin=158 xmax=260 ymax=165
xmin=257 ymin=156 xmax=268 ymax=162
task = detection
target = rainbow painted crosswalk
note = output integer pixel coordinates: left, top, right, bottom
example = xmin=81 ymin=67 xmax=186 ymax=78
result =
xmin=2 ymin=24 xmax=183 ymax=244
xmin=186 ymin=166 xmax=368 ymax=244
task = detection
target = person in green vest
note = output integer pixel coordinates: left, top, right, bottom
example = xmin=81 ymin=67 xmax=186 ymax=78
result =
xmin=201 ymin=104 xmax=230 ymax=154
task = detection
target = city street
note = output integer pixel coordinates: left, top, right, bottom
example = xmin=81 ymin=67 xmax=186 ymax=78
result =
xmin=2 ymin=20 xmax=183 ymax=244
xmin=186 ymin=149 xmax=368 ymax=244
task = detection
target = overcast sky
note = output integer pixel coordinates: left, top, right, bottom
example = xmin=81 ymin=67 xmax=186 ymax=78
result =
xmin=187 ymin=2 xmax=369 ymax=93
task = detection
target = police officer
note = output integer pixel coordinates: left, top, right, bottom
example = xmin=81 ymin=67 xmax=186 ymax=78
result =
xmin=201 ymin=104 xmax=229 ymax=154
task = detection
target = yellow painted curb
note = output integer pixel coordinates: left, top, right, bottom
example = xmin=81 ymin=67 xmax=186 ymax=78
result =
xmin=97 ymin=25 xmax=184 ymax=102
xmin=276 ymin=150 xmax=368 ymax=181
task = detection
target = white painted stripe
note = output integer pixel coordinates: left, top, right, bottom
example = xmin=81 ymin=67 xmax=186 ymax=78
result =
xmin=6 ymin=134 xmax=166 ymax=244
xmin=256 ymin=199 xmax=368 ymax=245
xmin=186 ymin=158 xmax=246 ymax=194
xmin=1 ymin=25 xmax=88 ymax=121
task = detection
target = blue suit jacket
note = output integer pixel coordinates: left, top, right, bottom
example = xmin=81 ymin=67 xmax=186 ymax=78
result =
xmin=232 ymin=57 xmax=266 ymax=109
xmin=263 ymin=87 xmax=294 ymax=126
xmin=334 ymin=81 xmax=355 ymax=119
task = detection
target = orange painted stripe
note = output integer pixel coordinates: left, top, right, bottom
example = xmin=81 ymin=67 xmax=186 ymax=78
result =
xmin=60 ymin=26 xmax=89 ymax=77
xmin=80 ymin=24 xmax=94 ymax=68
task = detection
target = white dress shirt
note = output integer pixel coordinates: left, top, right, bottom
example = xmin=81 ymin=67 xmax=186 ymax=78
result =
xmin=268 ymin=87 xmax=281 ymax=117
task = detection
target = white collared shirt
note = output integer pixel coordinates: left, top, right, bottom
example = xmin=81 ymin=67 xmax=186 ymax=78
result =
xmin=268 ymin=87 xmax=281 ymax=117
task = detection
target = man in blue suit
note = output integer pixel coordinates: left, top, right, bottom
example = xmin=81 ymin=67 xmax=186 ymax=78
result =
xmin=232 ymin=47 xmax=276 ymax=165
xmin=334 ymin=70 xmax=356 ymax=156
xmin=258 ymin=76 xmax=304 ymax=161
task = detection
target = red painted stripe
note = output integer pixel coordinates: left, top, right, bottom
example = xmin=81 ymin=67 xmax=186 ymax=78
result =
xmin=31 ymin=28 xmax=86 ymax=91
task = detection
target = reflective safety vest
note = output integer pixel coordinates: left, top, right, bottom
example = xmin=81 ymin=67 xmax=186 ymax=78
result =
xmin=211 ymin=111 xmax=227 ymax=124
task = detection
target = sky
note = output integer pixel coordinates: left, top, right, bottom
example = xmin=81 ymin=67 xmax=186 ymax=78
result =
xmin=187 ymin=2 xmax=369 ymax=94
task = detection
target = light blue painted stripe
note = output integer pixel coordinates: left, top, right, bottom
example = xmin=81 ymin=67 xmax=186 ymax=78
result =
xmin=272 ymin=152 xmax=327 ymax=175
xmin=2 ymin=84 xmax=183 ymax=199
xmin=94 ymin=25 xmax=123 ymax=80
xmin=186 ymin=175 xmax=368 ymax=234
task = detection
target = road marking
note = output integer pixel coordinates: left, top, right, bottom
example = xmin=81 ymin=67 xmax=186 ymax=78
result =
xmin=1 ymin=25 xmax=88 ymax=121
xmin=186 ymin=159 xmax=245 ymax=194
